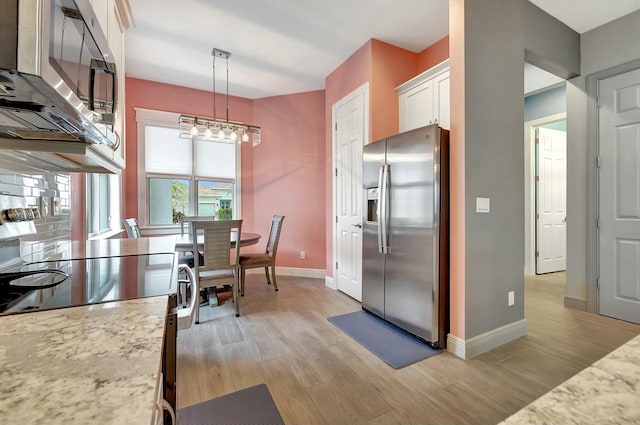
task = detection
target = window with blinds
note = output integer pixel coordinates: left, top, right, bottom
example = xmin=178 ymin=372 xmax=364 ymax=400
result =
xmin=142 ymin=123 xmax=238 ymax=226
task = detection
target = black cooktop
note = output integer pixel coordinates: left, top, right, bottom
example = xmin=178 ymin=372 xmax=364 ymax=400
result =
xmin=0 ymin=254 xmax=177 ymax=315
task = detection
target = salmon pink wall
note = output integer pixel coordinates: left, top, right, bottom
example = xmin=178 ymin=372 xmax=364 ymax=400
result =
xmin=370 ymin=39 xmax=418 ymax=141
xmin=449 ymin=0 xmax=465 ymax=339
xmin=251 ymin=91 xmax=326 ymax=269
xmin=417 ymin=36 xmax=450 ymax=73
xmin=124 ymin=77 xmax=256 ymax=233
xmin=324 ymin=41 xmax=372 ymax=278
xmin=124 ymin=78 xmax=325 ymax=269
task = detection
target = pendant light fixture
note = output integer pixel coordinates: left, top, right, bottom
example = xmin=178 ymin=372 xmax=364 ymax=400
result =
xmin=179 ymin=48 xmax=261 ymax=146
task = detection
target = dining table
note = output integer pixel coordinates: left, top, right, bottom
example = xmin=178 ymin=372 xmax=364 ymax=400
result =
xmin=173 ymin=231 xmax=261 ymax=252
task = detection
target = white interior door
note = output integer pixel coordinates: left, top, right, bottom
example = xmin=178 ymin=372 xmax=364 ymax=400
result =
xmin=333 ymin=85 xmax=367 ymax=301
xmin=536 ymin=126 xmax=567 ymax=274
xmin=599 ymin=68 xmax=640 ymax=324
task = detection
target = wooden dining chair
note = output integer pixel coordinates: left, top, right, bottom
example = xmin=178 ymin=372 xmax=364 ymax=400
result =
xmin=178 ymin=215 xmax=214 ymax=268
xmin=192 ymin=219 xmax=243 ymax=320
xmin=122 ymin=218 xmax=141 ymax=238
xmin=239 ymin=215 xmax=285 ymax=296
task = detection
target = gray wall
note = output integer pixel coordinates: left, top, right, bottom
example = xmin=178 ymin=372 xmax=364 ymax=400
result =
xmin=566 ymin=9 xmax=640 ymax=310
xmin=460 ymin=0 xmax=525 ymax=338
xmin=451 ymin=0 xmax=579 ymax=342
xmin=524 ymin=85 xmax=566 ymax=122
xmin=523 ymin=1 xmax=580 ymax=79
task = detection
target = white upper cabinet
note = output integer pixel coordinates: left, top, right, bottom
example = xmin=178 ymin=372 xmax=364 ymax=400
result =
xmin=109 ymin=0 xmax=127 ymax=168
xmin=90 ymin=0 xmax=128 ymax=169
xmin=397 ymin=60 xmax=450 ymax=132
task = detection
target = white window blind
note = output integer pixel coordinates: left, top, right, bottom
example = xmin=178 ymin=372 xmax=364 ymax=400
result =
xmin=145 ymin=126 xmax=192 ymax=174
xmin=195 ymin=139 xmax=236 ymax=179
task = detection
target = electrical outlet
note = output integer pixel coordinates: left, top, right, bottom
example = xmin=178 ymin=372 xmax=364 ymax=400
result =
xmin=40 ymin=196 xmax=50 ymax=217
xmin=300 ymin=251 xmax=305 ymax=260
xmin=508 ymin=291 xmax=515 ymax=306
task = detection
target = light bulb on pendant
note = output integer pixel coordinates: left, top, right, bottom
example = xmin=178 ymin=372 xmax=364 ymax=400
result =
xmin=241 ymin=132 xmax=249 ymax=142
xmin=190 ymin=123 xmax=199 ymax=136
xmin=204 ymin=124 xmax=212 ymax=138
xmin=230 ymin=131 xmax=237 ymax=142
xmin=217 ymin=128 xmax=225 ymax=139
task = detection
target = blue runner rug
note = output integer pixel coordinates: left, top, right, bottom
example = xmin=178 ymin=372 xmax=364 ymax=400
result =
xmin=328 ymin=310 xmax=441 ymax=369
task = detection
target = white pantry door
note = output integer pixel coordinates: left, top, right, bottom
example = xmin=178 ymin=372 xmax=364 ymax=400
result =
xmin=599 ymin=68 xmax=640 ymax=324
xmin=536 ymin=126 xmax=567 ymax=274
xmin=333 ymin=84 xmax=367 ymax=301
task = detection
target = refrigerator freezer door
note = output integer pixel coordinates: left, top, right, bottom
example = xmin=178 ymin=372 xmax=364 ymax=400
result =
xmin=362 ymin=138 xmax=387 ymax=317
xmin=384 ymin=125 xmax=439 ymax=342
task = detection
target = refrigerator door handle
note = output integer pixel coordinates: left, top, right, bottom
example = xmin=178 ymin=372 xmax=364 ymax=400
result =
xmin=381 ymin=164 xmax=390 ymax=254
xmin=377 ymin=165 xmax=384 ymax=253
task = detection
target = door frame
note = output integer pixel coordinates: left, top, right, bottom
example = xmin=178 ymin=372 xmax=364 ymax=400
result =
xmin=524 ymin=113 xmax=566 ymax=276
xmin=329 ymin=82 xmax=369 ymax=290
xmin=586 ymin=58 xmax=640 ymax=314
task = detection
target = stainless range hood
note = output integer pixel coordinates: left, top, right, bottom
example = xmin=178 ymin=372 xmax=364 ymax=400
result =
xmin=0 ymin=0 xmax=121 ymax=173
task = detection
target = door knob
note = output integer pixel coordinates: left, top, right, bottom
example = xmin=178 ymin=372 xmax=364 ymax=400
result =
xmin=352 ymin=223 xmax=362 ymax=228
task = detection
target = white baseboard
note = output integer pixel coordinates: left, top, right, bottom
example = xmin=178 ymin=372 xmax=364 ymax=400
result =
xmin=325 ymin=275 xmax=336 ymax=290
xmin=447 ymin=319 xmax=528 ymax=359
xmin=245 ymin=267 xmax=325 ymax=279
xmin=564 ymin=296 xmax=587 ymax=311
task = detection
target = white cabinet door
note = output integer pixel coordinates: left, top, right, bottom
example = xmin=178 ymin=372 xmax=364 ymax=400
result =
xmin=399 ymin=79 xmax=434 ymax=132
xmin=90 ymin=0 xmax=109 ymax=35
xmin=397 ymin=60 xmax=450 ymax=133
xmin=433 ymin=70 xmax=450 ymax=130
xmin=109 ymin=0 xmax=126 ymax=168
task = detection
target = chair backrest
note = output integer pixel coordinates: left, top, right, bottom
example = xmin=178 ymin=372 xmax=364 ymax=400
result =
xmin=122 ymin=218 xmax=141 ymax=238
xmin=180 ymin=215 xmax=215 ymax=236
xmin=265 ymin=215 xmax=285 ymax=258
xmin=192 ymin=219 xmax=243 ymax=272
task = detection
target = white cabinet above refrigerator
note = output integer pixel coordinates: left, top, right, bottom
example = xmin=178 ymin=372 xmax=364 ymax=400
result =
xmin=397 ymin=60 xmax=450 ymax=132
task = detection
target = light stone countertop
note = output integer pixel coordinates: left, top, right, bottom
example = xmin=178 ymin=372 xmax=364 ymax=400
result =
xmin=0 ymin=296 xmax=168 ymax=425
xmin=499 ymin=334 xmax=640 ymax=425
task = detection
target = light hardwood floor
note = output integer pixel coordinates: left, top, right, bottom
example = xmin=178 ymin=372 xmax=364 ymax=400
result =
xmin=176 ymin=272 xmax=640 ymax=425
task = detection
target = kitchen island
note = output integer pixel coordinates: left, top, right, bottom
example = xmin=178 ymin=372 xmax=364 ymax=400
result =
xmin=499 ymin=334 xmax=640 ymax=424
xmin=21 ymin=235 xmax=178 ymax=262
xmin=0 ymin=296 xmax=169 ymax=425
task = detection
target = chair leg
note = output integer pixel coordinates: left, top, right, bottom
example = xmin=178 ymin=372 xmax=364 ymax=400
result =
xmin=240 ymin=267 xmax=246 ymax=297
xmin=271 ymin=265 xmax=278 ymax=292
xmin=195 ymin=293 xmax=200 ymax=324
xmin=265 ymin=267 xmax=271 ymax=285
xmin=233 ymin=271 xmax=240 ymax=317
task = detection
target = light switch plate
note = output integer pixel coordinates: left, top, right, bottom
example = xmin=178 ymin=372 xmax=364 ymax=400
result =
xmin=51 ymin=197 xmax=61 ymax=216
xmin=476 ymin=197 xmax=490 ymax=213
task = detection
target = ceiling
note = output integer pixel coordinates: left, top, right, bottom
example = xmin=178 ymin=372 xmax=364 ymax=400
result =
xmin=125 ymin=0 xmax=640 ymax=99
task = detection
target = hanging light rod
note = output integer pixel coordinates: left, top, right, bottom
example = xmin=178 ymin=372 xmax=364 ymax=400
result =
xmin=179 ymin=48 xmax=261 ymax=146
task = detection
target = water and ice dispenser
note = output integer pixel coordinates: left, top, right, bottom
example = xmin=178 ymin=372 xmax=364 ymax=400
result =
xmin=367 ymin=187 xmax=379 ymax=223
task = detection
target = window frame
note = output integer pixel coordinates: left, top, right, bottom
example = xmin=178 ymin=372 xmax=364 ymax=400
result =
xmin=135 ymin=108 xmax=242 ymax=233
xmin=86 ymin=172 xmax=122 ymax=239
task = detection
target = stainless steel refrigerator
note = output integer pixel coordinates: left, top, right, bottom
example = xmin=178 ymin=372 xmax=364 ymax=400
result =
xmin=362 ymin=124 xmax=449 ymax=348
